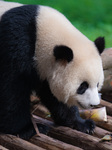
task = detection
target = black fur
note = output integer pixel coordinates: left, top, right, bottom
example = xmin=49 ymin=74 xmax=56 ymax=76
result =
xmin=38 ymin=80 xmax=95 ymax=134
xmin=54 ymin=45 xmax=73 ymax=62
xmin=0 ymin=5 xmax=95 ymax=139
xmin=94 ymin=37 xmax=105 ymax=54
xmin=0 ymin=5 xmax=39 ymax=140
xmin=77 ymin=81 xmax=89 ymax=95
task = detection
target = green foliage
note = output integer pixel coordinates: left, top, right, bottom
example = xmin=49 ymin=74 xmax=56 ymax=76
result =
xmin=4 ymin=0 xmax=112 ymax=48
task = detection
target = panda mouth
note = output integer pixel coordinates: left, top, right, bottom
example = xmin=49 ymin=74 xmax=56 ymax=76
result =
xmin=77 ymin=101 xmax=98 ymax=110
xmin=77 ymin=101 xmax=93 ymax=109
xmin=67 ymin=96 xmax=93 ymax=109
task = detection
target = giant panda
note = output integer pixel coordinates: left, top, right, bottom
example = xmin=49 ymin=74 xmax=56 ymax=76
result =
xmin=0 ymin=1 xmax=105 ymax=139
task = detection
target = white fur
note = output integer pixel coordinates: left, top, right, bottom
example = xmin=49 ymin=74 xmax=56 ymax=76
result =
xmin=70 ymin=87 xmax=100 ymax=108
xmin=35 ymin=6 xmax=104 ymax=108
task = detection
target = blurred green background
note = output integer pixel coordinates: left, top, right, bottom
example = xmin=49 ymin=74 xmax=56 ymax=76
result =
xmin=4 ymin=0 xmax=112 ymax=48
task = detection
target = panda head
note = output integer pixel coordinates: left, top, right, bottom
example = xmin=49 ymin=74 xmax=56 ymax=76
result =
xmin=35 ymin=6 xmax=105 ymax=109
xmin=51 ymin=37 xmax=104 ymax=109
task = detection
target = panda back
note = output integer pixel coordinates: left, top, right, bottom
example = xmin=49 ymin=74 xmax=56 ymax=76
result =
xmin=0 ymin=4 xmax=39 ymax=73
xmin=0 ymin=1 xmax=23 ymax=20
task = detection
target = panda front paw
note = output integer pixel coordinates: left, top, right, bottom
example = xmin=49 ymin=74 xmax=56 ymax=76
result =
xmin=84 ymin=119 xmax=95 ymax=134
xmin=75 ymin=119 xmax=95 ymax=135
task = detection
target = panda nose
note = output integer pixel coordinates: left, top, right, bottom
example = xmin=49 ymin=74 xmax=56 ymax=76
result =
xmin=90 ymin=105 xmax=94 ymax=108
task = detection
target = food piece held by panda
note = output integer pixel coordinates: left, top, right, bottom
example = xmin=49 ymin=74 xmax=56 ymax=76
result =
xmin=79 ymin=107 xmax=107 ymax=122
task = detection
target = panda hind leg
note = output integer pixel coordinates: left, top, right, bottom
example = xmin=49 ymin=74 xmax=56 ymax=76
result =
xmin=0 ymin=76 xmax=36 ymax=140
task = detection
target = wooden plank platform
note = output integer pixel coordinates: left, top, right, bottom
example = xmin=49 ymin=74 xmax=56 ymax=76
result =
xmin=0 ymin=100 xmax=112 ymax=150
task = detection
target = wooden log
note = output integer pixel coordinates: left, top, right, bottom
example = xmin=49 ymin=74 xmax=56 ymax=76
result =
xmin=32 ymin=103 xmax=112 ymax=137
xmin=101 ymin=48 xmax=112 ymax=100
xmin=101 ymin=48 xmax=112 ymax=70
xmin=33 ymin=113 xmax=111 ymax=138
xmin=94 ymin=126 xmax=110 ymax=138
xmin=32 ymin=103 xmax=112 ymax=135
xmin=101 ymin=93 xmax=112 ymax=103
xmin=30 ymin=133 xmax=82 ymax=150
xmin=96 ymin=116 xmax=112 ymax=132
xmin=32 ymin=104 xmax=51 ymax=121
xmin=0 ymin=145 xmax=8 ymax=150
xmin=32 ymin=101 xmax=112 ymax=133
xmin=33 ymin=115 xmax=110 ymax=144
xmin=33 ymin=115 xmax=53 ymax=127
xmin=102 ymin=69 xmax=112 ymax=92
xmin=48 ymin=127 xmax=112 ymax=150
xmin=32 ymin=101 xmax=112 ymax=134
xmin=0 ymin=134 xmax=45 ymax=150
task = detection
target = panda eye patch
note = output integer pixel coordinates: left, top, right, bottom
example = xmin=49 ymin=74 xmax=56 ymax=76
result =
xmin=77 ymin=81 xmax=89 ymax=95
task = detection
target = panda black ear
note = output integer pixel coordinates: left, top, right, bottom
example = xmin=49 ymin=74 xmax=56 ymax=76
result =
xmin=53 ymin=45 xmax=73 ymax=63
xmin=94 ymin=37 xmax=105 ymax=54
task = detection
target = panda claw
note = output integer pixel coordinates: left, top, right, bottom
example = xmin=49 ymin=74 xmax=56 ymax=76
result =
xmin=86 ymin=129 xmax=89 ymax=134
xmin=91 ymin=129 xmax=95 ymax=135
xmin=84 ymin=119 xmax=95 ymax=135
